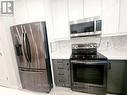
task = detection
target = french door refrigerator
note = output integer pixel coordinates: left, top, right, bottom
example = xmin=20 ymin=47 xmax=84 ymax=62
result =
xmin=10 ymin=22 xmax=52 ymax=92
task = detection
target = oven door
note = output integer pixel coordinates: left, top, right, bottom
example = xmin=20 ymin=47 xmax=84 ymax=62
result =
xmin=71 ymin=60 xmax=108 ymax=88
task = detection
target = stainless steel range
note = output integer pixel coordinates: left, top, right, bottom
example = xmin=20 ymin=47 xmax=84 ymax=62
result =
xmin=70 ymin=43 xmax=108 ymax=95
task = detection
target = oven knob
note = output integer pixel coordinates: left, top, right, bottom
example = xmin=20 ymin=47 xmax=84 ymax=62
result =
xmin=89 ymin=45 xmax=92 ymax=48
xmin=73 ymin=45 xmax=78 ymax=49
xmin=94 ymin=44 xmax=97 ymax=48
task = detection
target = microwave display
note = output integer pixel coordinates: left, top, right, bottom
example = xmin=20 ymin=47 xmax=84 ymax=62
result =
xmin=70 ymin=21 xmax=94 ymax=34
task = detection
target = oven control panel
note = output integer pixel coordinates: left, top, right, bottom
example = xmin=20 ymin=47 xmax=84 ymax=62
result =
xmin=72 ymin=43 xmax=97 ymax=49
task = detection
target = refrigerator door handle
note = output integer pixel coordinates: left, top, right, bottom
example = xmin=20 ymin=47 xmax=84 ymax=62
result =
xmin=23 ymin=29 xmax=31 ymax=64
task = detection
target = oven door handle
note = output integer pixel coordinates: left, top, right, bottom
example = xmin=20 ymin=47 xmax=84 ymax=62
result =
xmin=70 ymin=60 xmax=108 ymax=64
xmin=108 ymin=61 xmax=111 ymax=70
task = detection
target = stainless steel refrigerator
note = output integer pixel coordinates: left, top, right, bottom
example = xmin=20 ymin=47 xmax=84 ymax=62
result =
xmin=10 ymin=22 xmax=53 ymax=92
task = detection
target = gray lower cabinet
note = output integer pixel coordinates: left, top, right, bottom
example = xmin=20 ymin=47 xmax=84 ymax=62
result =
xmin=52 ymin=59 xmax=70 ymax=87
xmin=124 ymin=62 xmax=127 ymax=95
xmin=107 ymin=60 xmax=126 ymax=94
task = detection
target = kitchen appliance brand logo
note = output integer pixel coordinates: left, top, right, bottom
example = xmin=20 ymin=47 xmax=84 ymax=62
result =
xmin=1 ymin=1 xmax=14 ymax=15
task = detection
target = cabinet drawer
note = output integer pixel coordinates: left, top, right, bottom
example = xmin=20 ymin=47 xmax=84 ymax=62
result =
xmin=55 ymin=76 xmax=66 ymax=86
xmin=53 ymin=59 xmax=63 ymax=64
xmin=53 ymin=63 xmax=64 ymax=69
xmin=54 ymin=68 xmax=70 ymax=76
xmin=56 ymin=72 xmax=65 ymax=76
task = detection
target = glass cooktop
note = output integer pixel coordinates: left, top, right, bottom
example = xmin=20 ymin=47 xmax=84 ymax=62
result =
xmin=70 ymin=52 xmax=107 ymax=60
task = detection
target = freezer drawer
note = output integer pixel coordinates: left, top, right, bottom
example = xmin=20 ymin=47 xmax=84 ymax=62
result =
xmin=19 ymin=69 xmax=51 ymax=92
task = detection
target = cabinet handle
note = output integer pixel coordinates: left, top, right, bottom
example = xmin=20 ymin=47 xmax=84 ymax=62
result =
xmin=58 ymin=67 xmax=64 ymax=69
xmin=67 ymin=63 xmax=69 ymax=65
xmin=58 ymin=73 xmax=64 ymax=75
xmin=59 ymin=80 xmax=65 ymax=82
xmin=57 ymin=60 xmax=62 ymax=63
xmin=107 ymin=61 xmax=111 ymax=70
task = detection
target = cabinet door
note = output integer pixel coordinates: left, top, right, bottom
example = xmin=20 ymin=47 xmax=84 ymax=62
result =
xmin=119 ymin=0 xmax=127 ymax=33
xmin=26 ymin=0 xmax=45 ymax=22
xmin=63 ymin=60 xmax=71 ymax=87
xmin=107 ymin=60 xmax=125 ymax=94
xmin=52 ymin=59 xmax=65 ymax=87
xmin=84 ymin=0 xmax=101 ymax=18
xmin=52 ymin=0 xmax=70 ymax=40
xmin=68 ymin=0 xmax=84 ymax=21
xmin=102 ymin=0 xmax=119 ymax=35
xmin=125 ymin=63 xmax=127 ymax=95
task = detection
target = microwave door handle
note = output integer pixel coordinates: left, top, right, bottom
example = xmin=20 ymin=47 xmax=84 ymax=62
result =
xmin=94 ymin=20 xmax=96 ymax=32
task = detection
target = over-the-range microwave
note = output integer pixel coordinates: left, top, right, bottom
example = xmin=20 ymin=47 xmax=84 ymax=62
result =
xmin=70 ymin=17 xmax=102 ymax=38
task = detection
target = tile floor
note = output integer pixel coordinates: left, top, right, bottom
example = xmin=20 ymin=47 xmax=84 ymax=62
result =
xmin=0 ymin=86 xmax=116 ymax=95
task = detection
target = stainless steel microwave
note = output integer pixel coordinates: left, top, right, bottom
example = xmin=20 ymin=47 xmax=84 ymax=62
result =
xmin=70 ymin=17 xmax=102 ymax=38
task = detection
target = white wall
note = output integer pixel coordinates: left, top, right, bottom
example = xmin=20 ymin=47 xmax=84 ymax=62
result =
xmin=0 ymin=16 xmax=21 ymax=88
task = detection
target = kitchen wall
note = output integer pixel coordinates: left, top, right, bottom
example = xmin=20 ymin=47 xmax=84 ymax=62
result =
xmin=0 ymin=16 xmax=21 ymax=88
